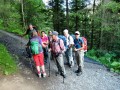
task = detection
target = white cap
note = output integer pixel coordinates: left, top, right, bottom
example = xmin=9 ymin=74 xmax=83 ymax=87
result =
xmin=75 ymin=31 xmax=80 ymax=35
xmin=63 ymin=29 xmax=68 ymax=33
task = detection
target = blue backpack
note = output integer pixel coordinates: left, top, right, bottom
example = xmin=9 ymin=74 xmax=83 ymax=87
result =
xmin=58 ymin=35 xmax=67 ymax=47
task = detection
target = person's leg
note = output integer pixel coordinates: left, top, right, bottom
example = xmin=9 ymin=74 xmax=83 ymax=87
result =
xmin=56 ymin=54 xmax=66 ymax=77
xmin=43 ymin=47 xmax=48 ymax=63
xmin=79 ymin=50 xmax=84 ymax=72
xmin=76 ymin=50 xmax=84 ymax=76
xmin=67 ymin=48 xmax=74 ymax=67
xmin=65 ymin=50 xmax=69 ymax=65
xmin=39 ymin=53 xmax=47 ymax=77
xmin=75 ymin=51 xmax=80 ymax=73
xmin=33 ymin=55 xmax=41 ymax=78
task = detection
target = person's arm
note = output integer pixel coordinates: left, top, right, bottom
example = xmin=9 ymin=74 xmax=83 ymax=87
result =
xmin=38 ymin=37 xmax=46 ymax=48
xmin=60 ymin=39 xmax=65 ymax=51
xmin=76 ymin=39 xmax=84 ymax=51
xmin=69 ymin=36 xmax=74 ymax=48
xmin=21 ymin=29 xmax=28 ymax=37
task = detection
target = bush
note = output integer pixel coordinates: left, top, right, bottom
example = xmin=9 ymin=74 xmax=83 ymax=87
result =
xmin=86 ymin=49 xmax=120 ymax=73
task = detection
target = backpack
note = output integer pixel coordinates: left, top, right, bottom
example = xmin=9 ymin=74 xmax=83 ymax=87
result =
xmin=82 ymin=37 xmax=87 ymax=52
xmin=58 ymin=35 xmax=67 ymax=47
xmin=51 ymin=38 xmax=65 ymax=56
xmin=30 ymin=39 xmax=43 ymax=55
xmin=58 ymin=35 xmax=74 ymax=49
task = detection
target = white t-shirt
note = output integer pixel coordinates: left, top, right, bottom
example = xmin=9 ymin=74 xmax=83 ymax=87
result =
xmin=66 ymin=35 xmax=74 ymax=46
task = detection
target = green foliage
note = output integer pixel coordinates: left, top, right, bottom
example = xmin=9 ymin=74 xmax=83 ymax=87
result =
xmin=86 ymin=49 xmax=120 ymax=73
xmin=0 ymin=44 xmax=17 ymax=75
xmin=103 ymin=1 xmax=120 ymax=13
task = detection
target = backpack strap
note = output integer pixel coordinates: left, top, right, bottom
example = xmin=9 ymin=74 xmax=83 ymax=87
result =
xmin=58 ymin=39 xmax=62 ymax=51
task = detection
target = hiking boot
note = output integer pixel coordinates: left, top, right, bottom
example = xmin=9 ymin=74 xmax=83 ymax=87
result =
xmin=75 ymin=70 xmax=79 ymax=73
xmin=76 ymin=66 xmax=83 ymax=76
xmin=43 ymin=72 xmax=47 ymax=78
xmin=38 ymin=73 xmax=41 ymax=78
xmin=76 ymin=72 xmax=82 ymax=76
xmin=55 ymin=71 xmax=60 ymax=76
xmin=69 ymin=61 xmax=74 ymax=68
xmin=60 ymin=73 xmax=66 ymax=78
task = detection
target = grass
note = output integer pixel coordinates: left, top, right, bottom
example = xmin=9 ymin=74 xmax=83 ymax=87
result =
xmin=0 ymin=44 xmax=17 ymax=75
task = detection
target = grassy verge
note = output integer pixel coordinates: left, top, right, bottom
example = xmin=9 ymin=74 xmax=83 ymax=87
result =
xmin=86 ymin=49 xmax=120 ymax=73
xmin=0 ymin=44 xmax=17 ymax=75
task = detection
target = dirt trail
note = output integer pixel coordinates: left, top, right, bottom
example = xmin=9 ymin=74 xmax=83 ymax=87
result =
xmin=0 ymin=30 xmax=120 ymax=90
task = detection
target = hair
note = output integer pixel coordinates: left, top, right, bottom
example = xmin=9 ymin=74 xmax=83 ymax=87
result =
xmin=41 ymin=31 xmax=45 ymax=34
xmin=32 ymin=30 xmax=38 ymax=37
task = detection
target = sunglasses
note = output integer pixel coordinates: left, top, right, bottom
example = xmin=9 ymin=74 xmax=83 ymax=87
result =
xmin=75 ymin=34 xmax=79 ymax=35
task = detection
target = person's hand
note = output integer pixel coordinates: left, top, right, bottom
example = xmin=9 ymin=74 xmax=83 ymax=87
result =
xmin=48 ymin=48 xmax=51 ymax=52
xmin=19 ymin=35 xmax=23 ymax=37
xmin=74 ymin=48 xmax=78 ymax=52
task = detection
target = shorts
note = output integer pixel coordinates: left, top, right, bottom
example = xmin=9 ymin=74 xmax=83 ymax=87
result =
xmin=33 ymin=53 xmax=44 ymax=66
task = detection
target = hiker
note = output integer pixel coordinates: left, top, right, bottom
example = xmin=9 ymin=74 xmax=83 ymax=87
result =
xmin=49 ymin=31 xmax=66 ymax=78
xmin=21 ymin=24 xmax=38 ymax=39
xmin=74 ymin=31 xmax=84 ymax=76
xmin=63 ymin=29 xmax=74 ymax=68
xmin=29 ymin=30 xmax=47 ymax=78
xmin=41 ymin=31 xmax=49 ymax=64
xmin=21 ymin=24 xmax=38 ymax=58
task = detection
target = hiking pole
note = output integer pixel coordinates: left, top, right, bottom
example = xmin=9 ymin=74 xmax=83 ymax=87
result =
xmin=48 ymin=51 xmax=51 ymax=77
xmin=63 ymin=75 xmax=64 ymax=83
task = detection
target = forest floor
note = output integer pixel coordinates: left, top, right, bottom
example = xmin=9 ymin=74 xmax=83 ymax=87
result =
xmin=0 ymin=30 xmax=120 ymax=90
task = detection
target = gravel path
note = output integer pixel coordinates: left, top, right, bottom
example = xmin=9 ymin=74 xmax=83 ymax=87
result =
xmin=0 ymin=30 xmax=120 ymax=90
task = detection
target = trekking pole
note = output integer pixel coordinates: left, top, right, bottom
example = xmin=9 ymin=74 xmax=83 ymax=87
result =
xmin=63 ymin=75 xmax=64 ymax=83
xmin=48 ymin=51 xmax=51 ymax=77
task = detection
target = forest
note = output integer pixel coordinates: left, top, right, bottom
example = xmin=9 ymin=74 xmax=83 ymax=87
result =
xmin=0 ymin=0 xmax=120 ymax=73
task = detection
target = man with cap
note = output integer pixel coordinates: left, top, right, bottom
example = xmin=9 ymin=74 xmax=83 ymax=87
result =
xmin=49 ymin=31 xmax=66 ymax=78
xmin=74 ymin=31 xmax=84 ymax=76
xmin=63 ymin=29 xmax=74 ymax=68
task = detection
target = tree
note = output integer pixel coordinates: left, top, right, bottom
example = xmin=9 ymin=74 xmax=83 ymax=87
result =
xmin=48 ymin=0 xmax=65 ymax=33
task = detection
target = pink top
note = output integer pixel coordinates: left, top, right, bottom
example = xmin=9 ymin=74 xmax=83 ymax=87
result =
xmin=41 ymin=36 xmax=48 ymax=45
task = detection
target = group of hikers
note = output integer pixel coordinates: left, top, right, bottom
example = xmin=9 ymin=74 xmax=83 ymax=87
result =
xmin=21 ymin=24 xmax=87 ymax=79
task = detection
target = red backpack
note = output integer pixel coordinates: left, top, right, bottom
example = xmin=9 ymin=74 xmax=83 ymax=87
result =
xmin=82 ymin=37 xmax=87 ymax=52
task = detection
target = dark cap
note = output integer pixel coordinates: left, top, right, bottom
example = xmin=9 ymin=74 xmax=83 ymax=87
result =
xmin=52 ymin=31 xmax=58 ymax=36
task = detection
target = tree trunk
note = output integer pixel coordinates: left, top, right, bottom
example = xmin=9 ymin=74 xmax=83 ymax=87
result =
xmin=21 ymin=0 xmax=26 ymax=30
xmin=75 ymin=0 xmax=78 ymax=31
xmin=66 ymin=0 xmax=69 ymax=29
xmin=90 ymin=0 xmax=96 ymax=49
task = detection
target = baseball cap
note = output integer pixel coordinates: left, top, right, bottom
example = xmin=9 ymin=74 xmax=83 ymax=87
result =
xmin=52 ymin=31 xmax=58 ymax=36
xmin=75 ymin=31 xmax=80 ymax=35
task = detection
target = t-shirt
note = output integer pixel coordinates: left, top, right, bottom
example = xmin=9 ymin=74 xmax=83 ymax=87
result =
xmin=41 ymin=36 xmax=48 ymax=45
xmin=74 ymin=37 xmax=84 ymax=49
xmin=66 ymin=35 xmax=74 ymax=45
xmin=30 ymin=36 xmax=43 ymax=53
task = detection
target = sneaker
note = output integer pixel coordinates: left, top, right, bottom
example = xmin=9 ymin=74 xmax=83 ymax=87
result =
xmin=43 ymin=72 xmax=47 ymax=78
xmin=38 ymin=73 xmax=41 ymax=78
